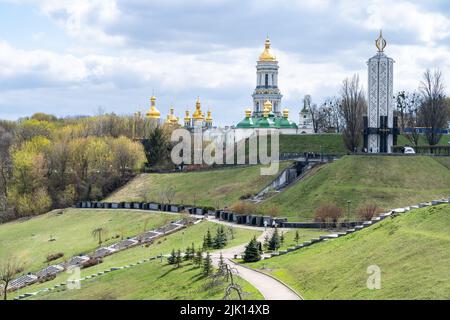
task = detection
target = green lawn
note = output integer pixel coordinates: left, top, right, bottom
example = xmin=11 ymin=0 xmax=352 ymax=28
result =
xmin=259 ymin=155 xmax=450 ymax=221
xmin=396 ymin=134 xmax=450 ymax=146
xmin=0 ymin=208 xmax=182 ymax=272
xmin=280 ymin=134 xmax=346 ymax=154
xmin=275 ymin=229 xmax=329 ymax=251
xmin=248 ymin=204 xmax=450 ymax=299
xmin=27 ymin=260 xmax=263 ymax=300
xmin=11 ymin=220 xmax=262 ymax=299
xmin=106 ymin=162 xmax=292 ymax=208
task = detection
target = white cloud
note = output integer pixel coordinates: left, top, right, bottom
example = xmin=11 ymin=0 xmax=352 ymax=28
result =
xmin=35 ymin=0 xmax=125 ymax=46
xmin=346 ymin=0 xmax=450 ymax=45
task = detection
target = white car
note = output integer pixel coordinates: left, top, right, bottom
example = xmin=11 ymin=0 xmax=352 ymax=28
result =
xmin=404 ymin=147 xmax=416 ymax=154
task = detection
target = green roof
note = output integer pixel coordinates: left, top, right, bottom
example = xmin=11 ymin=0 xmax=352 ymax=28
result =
xmin=236 ymin=114 xmax=297 ymax=129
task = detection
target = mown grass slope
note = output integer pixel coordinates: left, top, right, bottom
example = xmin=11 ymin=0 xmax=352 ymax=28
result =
xmin=106 ymin=162 xmax=291 ymax=207
xmin=248 ymin=204 xmax=450 ymax=299
xmin=28 ymin=260 xmax=263 ymax=300
xmin=260 ymin=155 xmax=450 ymax=220
xmin=0 ymin=209 xmax=181 ymax=272
xmin=11 ymin=220 xmax=261 ymax=298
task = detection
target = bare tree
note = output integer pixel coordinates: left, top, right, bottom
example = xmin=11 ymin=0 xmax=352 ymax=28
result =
xmin=91 ymin=227 xmax=108 ymax=247
xmin=339 ymin=75 xmax=367 ymax=152
xmin=419 ymin=69 xmax=448 ymax=145
xmin=357 ymin=203 xmax=380 ymax=221
xmin=403 ymin=91 xmax=422 ymax=146
xmin=0 ymin=257 xmax=22 ymax=300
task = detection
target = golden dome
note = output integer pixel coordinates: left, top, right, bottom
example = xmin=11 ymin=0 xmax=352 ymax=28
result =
xmin=206 ymin=110 xmax=213 ymax=122
xmin=282 ymin=108 xmax=289 ymax=118
xmin=146 ymin=96 xmax=161 ymax=119
xmin=258 ymin=37 xmax=276 ymax=62
xmin=192 ymin=97 xmax=204 ymax=120
xmin=165 ymin=107 xmax=179 ymax=124
xmin=245 ymin=108 xmax=252 ymax=117
xmin=184 ymin=110 xmax=191 ymax=122
xmin=263 ymin=100 xmax=273 ymax=112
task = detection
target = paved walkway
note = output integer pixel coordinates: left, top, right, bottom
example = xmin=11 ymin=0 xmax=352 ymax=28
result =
xmin=210 ymin=229 xmax=301 ymax=300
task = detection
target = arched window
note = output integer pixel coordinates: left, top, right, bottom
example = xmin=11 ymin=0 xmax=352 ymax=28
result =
xmin=265 ymin=74 xmax=268 ymax=87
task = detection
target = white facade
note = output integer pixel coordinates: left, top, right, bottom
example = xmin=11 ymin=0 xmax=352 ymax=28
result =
xmin=366 ymin=32 xmax=395 ymax=153
xmin=298 ymin=109 xmax=314 ymax=134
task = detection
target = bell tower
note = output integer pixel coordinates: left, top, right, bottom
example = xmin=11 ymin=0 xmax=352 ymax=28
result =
xmin=252 ymin=37 xmax=282 ymax=117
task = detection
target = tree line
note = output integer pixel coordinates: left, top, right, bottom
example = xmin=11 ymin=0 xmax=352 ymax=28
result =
xmin=303 ymin=69 xmax=449 ymax=152
xmin=0 ymin=112 xmax=178 ymax=222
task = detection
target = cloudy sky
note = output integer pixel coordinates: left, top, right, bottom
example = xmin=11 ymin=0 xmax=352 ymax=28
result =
xmin=0 ymin=0 xmax=450 ymax=125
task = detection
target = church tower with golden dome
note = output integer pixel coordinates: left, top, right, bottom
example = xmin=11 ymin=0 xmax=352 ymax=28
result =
xmin=252 ymin=36 xmax=282 ymax=117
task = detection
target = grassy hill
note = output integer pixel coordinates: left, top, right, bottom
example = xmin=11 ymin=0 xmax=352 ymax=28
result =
xmin=106 ymin=162 xmax=291 ymax=208
xmin=10 ymin=220 xmax=261 ymax=299
xmin=0 ymin=209 xmax=182 ymax=272
xmin=27 ymin=259 xmax=263 ymax=300
xmin=260 ymin=155 xmax=450 ymax=221
xmin=248 ymin=204 xmax=450 ymax=299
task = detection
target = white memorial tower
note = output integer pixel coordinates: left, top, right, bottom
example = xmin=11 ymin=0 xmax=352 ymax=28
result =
xmin=364 ymin=31 xmax=397 ymax=153
xmin=252 ymin=37 xmax=282 ymax=117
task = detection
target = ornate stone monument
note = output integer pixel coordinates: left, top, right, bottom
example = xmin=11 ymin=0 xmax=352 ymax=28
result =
xmin=363 ymin=31 xmax=399 ymax=153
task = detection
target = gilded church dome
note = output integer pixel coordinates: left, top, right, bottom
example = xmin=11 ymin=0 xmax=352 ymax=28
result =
xmin=258 ymin=37 xmax=276 ymax=62
xmin=146 ymin=96 xmax=161 ymax=119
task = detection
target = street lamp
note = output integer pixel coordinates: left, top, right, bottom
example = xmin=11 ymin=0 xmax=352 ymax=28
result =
xmin=347 ymin=200 xmax=352 ymax=224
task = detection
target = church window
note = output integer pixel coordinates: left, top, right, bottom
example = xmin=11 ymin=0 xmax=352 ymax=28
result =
xmin=265 ymin=74 xmax=268 ymax=87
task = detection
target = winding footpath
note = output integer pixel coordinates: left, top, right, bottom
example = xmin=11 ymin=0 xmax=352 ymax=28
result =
xmin=205 ymin=216 xmax=302 ymax=300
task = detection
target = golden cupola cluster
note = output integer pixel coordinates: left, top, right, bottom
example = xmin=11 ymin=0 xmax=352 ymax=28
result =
xmin=184 ymin=97 xmax=213 ymax=129
xmin=258 ymin=36 xmax=276 ymax=62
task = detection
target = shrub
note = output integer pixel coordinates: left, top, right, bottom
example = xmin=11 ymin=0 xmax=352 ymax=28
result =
xmin=357 ymin=203 xmax=381 ymax=221
xmin=230 ymin=201 xmax=257 ymax=214
xmin=239 ymin=193 xmax=253 ymax=200
xmin=314 ymin=204 xmax=343 ymax=224
xmin=81 ymin=258 xmax=103 ymax=268
xmin=46 ymin=252 xmax=64 ymax=262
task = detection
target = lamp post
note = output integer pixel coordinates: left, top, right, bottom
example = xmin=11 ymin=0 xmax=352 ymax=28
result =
xmin=347 ymin=200 xmax=352 ymax=224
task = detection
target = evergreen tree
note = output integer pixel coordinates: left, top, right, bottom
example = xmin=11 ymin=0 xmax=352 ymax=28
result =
xmin=269 ymin=227 xmax=280 ymax=251
xmin=213 ymin=225 xmax=228 ymax=249
xmin=263 ymin=234 xmax=270 ymax=250
xmin=228 ymin=226 xmax=235 ymax=240
xmin=202 ymin=235 xmax=207 ymax=251
xmin=205 ymin=229 xmax=213 ymax=249
xmin=191 ymin=242 xmax=195 ymax=259
xmin=194 ymin=249 xmax=203 ymax=267
xmin=218 ymin=252 xmax=226 ymax=271
xmin=294 ymin=230 xmax=300 ymax=245
xmin=184 ymin=246 xmax=191 ymax=261
xmin=167 ymin=249 xmax=176 ymax=265
xmin=243 ymin=236 xmax=261 ymax=262
xmin=175 ymin=249 xmax=182 ymax=268
xmin=203 ymin=252 xmax=213 ymax=276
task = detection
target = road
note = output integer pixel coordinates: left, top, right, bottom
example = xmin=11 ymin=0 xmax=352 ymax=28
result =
xmin=208 ymin=221 xmax=302 ymax=300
